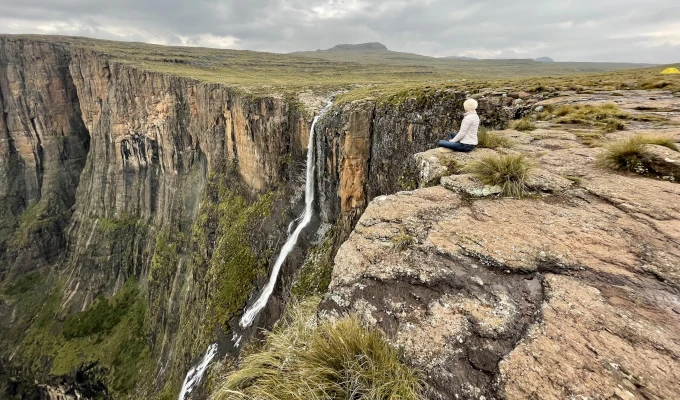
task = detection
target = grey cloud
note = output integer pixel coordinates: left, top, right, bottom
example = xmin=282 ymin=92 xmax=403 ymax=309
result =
xmin=0 ymin=0 xmax=678 ymax=63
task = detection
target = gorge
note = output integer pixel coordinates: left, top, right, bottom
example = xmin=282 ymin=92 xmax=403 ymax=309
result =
xmin=0 ymin=35 xmax=503 ymax=399
xmin=1 ymin=35 xmax=679 ymax=400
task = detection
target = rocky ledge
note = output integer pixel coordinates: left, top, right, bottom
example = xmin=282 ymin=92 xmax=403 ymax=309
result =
xmin=322 ymin=99 xmax=680 ymax=398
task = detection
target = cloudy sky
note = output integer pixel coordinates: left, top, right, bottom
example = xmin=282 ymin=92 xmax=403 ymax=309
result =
xmin=1 ymin=0 xmax=678 ymax=63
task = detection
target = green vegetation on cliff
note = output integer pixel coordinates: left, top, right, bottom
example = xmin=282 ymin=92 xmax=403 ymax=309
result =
xmin=14 ymin=280 xmax=154 ymax=397
xmin=216 ymin=298 xmax=423 ymax=400
xmin=204 ymin=178 xmax=275 ymax=328
xmin=291 ymin=229 xmax=336 ymax=298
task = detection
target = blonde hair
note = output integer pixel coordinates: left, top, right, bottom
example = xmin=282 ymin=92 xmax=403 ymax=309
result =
xmin=464 ymin=99 xmax=478 ymax=111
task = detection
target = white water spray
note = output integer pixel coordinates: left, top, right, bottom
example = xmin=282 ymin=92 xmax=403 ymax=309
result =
xmin=240 ymin=103 xmax=330 ymax=328
xmin=177 ymin=344 xmax=218 ymax=400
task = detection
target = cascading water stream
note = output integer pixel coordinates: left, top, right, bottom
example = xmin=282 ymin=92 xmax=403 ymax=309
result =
xmin=239 ymin=103 xmax=329 ymax=328
xmin=177 ymin=102 xmax=330 ymax=400
xmin=177 ymin=344 xmax=217 ymax=400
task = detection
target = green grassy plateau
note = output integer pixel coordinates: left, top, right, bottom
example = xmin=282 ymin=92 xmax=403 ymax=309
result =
xmin=4 ymin=34 xmax=679 ymax=100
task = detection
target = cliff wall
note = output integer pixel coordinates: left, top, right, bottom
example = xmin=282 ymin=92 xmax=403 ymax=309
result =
xmin=0 ymin=36 xmax=510 ymax=399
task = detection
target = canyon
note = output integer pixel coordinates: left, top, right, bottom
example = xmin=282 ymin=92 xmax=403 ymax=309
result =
xmin=1 ymin=35 xmax=679 ymax=400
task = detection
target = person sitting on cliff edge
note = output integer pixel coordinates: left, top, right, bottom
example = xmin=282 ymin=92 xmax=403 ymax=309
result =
xmin=438 ymin=98 xmax=480 ymax=152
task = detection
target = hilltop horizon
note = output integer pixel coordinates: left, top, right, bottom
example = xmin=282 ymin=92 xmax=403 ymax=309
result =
xmin=299 ymin=41 xmax=659 ymax=64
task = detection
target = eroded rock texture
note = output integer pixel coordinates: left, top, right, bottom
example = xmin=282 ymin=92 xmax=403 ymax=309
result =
xmin=0 ymin=38 xmax=89 ymax=277
xmin=324 ymin=110 xmax=680 ymax=398
xmin=0 ymin=36 xmax=313 ymax=399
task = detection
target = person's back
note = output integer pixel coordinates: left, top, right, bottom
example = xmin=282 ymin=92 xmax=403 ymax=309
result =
xmin=438 ymin=99 xmax=480 ymax=152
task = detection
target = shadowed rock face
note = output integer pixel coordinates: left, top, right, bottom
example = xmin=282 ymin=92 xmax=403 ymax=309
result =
xmin=0 ymin=38 xmax=90 ymax=278
xmin=0 ymin=36 xmax=315 ymax=399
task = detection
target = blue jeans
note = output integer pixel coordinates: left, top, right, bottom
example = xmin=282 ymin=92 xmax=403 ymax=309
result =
xmin=438 ymin=132 xmax=476 ymax=152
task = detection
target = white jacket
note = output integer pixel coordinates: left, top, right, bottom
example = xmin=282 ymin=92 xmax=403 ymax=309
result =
xmin=451 ymin=111 xmax=480 ymax=145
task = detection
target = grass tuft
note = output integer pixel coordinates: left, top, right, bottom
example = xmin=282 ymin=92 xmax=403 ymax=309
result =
xmin=598 ymin=136 xmax=653 ymax=173
xmin=216 ymin=297 xmax=423 ymax=400
xmin=478 ymin=127 xmax=515 ymax=148
xmin=510 ymin=119 xmax=537 ymax=132
xmin=539 ymin=103 xmax=668 ymax=132
xmin=391 ymin=228 xmax=415 ymax=252
xmin=636 ymin=134 xmax=679 ymax=151
xmin=465 ymin=154 xmax=536 ymax=197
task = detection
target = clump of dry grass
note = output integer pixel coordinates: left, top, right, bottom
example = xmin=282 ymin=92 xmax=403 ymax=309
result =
xmin=636 ymin=134 xmax=679 ymax=151
xmin=598 ymin=136 xmax=653 ymax=173
xmin=510 ymin=118 xmax=537 ymax=132
xmin=391 ymin=227 xmax=415 ymax=252
xmin=465 ymin=153 xmax=536 ymax=197
xmin=215 ymin=297 xmax=423 ymax=400
xmin=478 ymin=127 xmax=515 ymax=149
xmin=539 ymin=103 xmax=667 ymax=132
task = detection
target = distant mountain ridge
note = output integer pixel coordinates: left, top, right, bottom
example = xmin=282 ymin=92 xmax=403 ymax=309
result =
xmin=291 ymin=43 xmax=656 ymax=70
xmin=440 ymin=55 xmax=479 ymax=61
xmin=326 ymin=42 xmax=388 ymax=51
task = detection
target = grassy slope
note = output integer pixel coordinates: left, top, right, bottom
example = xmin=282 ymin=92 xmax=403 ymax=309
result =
xmin=3 ymin=34 xmax=678 ymax=100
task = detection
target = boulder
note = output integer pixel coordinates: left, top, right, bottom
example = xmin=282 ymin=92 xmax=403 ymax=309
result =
xmin=413 ymin=147 xmax=498 ymax=188
xmin=647 ymin=144 xmax=680 ymax=180
xmin=508 ymin=91 xmax=531 ymax=100
xmin=526 ymin=168 xmax=574 ymax=193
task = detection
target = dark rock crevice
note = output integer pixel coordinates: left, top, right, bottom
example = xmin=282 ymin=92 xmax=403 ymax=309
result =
xmin=321 ymin=246 xmax=545 ymax=400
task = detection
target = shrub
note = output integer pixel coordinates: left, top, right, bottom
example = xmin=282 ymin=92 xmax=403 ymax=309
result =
xmin=640 ymin=80 xmax=670 ymax=90
xmin=465 ymin=154 xmax=535 ymax=198
xmin=598 ymin=137 xmax=653 ymax=173
xmin=478 ymin=127 xmax=514 ymax=149
xmin=510 ymin=119 xmax=537 ymax=132
xmin=216 ymin=298 xmax=423 ymax=400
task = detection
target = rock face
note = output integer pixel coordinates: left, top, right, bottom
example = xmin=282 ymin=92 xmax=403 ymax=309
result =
xmin=0 ymin=36 xmax=511 ymax=399
xmin=315 ymin=94 xmax=508 ymax=231
xmin=0 ymin=38 xmax=90 ymax=278
xmin=324 ymin=100 xmax=680 ymax=398
xmin=0 ymin=36 xmax=313 ymax=399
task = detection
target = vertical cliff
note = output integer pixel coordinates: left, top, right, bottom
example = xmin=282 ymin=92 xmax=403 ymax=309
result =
xmin=0 ymin=38 xmax=90 ymax=279
xmin=0 ymin=36 xmax=316 ymax=399
xmin=315 ymin=94 xmax=507 ymax=232
xmin=0 ymin=36 xmax=511 ymax=400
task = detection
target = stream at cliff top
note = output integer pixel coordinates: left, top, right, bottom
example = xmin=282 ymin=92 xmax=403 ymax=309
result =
xmin=177 ymin=103 xmax=331 ymax=400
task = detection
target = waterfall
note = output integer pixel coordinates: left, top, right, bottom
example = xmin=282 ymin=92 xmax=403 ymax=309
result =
xmin=239 ymin=103 xmax=329 ymax=328
xmin=177 ymin=103 xmax=330 ymax=400
xmin=177 ymin=344 xmax=217 ymax=400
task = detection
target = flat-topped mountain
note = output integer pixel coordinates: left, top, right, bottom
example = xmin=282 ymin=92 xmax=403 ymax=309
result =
xmin=441 ymin=55 xmax=479 ymax=60
xmin=326 ymin=42 xmax=388 ymax=51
